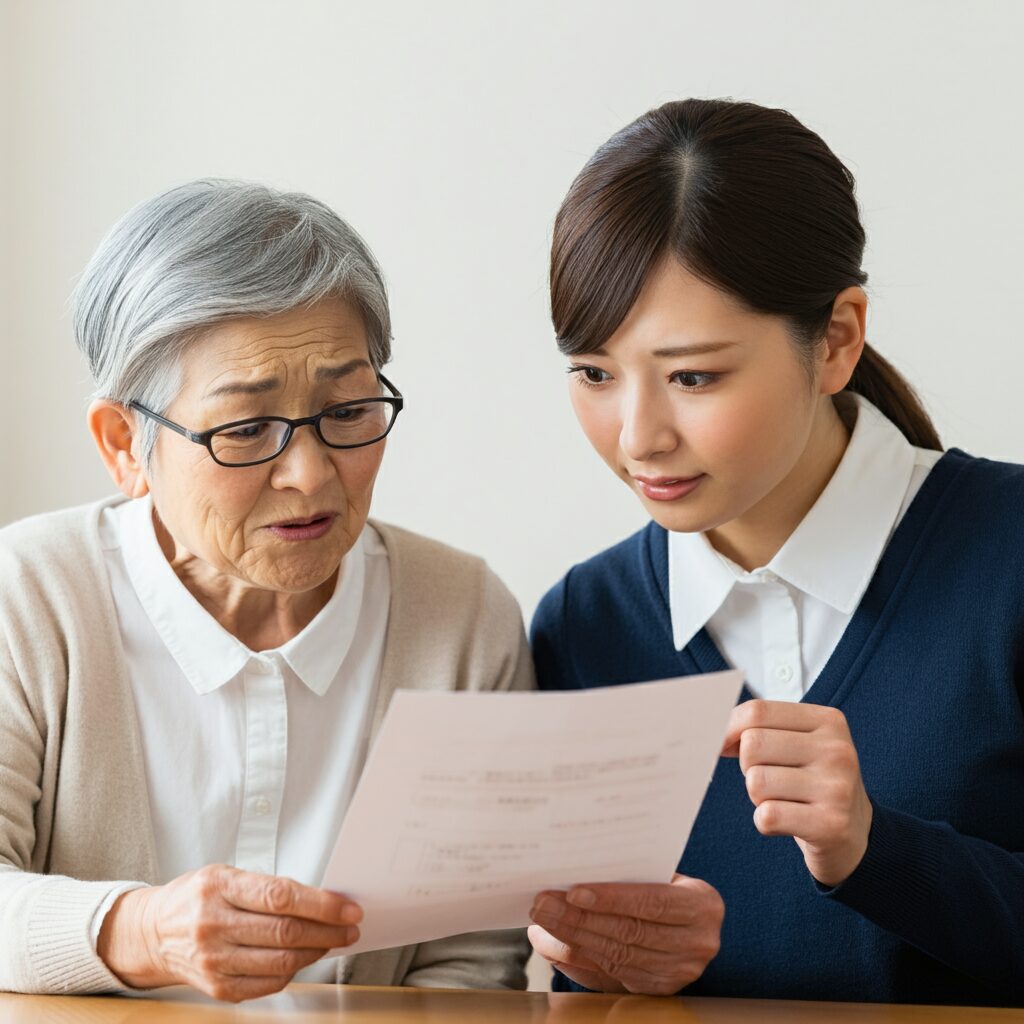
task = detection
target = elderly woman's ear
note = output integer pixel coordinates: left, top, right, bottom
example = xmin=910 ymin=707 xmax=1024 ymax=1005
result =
xmin=88 ymin=399 xmax=150 ymax=499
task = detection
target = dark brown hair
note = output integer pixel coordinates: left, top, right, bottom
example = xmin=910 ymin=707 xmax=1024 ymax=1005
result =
xmin=550 ymin=98 xmax=941 ymax=450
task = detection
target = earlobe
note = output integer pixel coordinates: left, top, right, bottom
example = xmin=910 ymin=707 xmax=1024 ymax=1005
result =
xmin=819 ymin=286 xmax=868 ymax=397
xmin=87 ymin=400 xmax=150 ymax=499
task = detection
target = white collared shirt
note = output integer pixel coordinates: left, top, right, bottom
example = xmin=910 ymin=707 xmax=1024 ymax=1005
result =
xmin=668 ymin=397 xmax=944 ymax=700
xmin=94 ymin=495 xmax=390 ymax=981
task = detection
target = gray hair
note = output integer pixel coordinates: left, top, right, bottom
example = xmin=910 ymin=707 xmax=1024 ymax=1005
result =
xmin=73 ymin=178 xmax=392 ymax=462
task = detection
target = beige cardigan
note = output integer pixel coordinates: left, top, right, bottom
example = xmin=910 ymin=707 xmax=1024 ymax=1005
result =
xmin=0 ymin=496 xmax=534 ymax=994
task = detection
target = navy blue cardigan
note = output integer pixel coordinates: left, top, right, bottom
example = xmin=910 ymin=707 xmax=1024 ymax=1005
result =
xmin=530 ymin=449 xmax=1024 ymax=1006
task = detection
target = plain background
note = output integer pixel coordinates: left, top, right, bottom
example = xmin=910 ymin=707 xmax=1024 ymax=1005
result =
xmin=3 ymin=0 xmax=1023 ymax=624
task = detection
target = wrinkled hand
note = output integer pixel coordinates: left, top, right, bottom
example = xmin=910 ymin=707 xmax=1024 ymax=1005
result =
xmin=722 ymin=700 xmax=873 ymax=887
xmin=528 ymin=875 xmax=723 ymax=995
xmin=98 ymin=864 xmax=362 ymax=1002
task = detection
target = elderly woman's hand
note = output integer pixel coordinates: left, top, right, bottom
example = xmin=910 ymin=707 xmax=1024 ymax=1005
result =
xmin=527 ymin=875 xmax=723 ymax=995
xmin=97 ymin=864 xmax=362 ymax=1002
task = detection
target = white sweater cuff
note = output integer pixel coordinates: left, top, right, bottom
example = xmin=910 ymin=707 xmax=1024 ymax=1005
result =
xmin=26 ymin=877 xmax=148 ymax=994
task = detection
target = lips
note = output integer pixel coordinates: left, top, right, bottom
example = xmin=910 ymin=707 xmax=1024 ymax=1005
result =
xmin=270 ymin=513 xmax=334 ymax=528
xmin=631 ymin=474 xmax=706 ymax=502
xmin=266 ymin=513 xmax=338 ymax=541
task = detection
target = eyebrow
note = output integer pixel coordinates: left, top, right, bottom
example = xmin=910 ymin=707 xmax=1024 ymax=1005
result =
xmin=590 ymin=341 xmax=738 ymax=358
xmin=203 ymin=358 xmax=373 ymax=399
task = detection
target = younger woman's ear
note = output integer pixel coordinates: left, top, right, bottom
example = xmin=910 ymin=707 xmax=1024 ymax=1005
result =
xmin=819 ymin=286 xmax=868 ymax=396
xmin=87 ymin=400 xmax=150 ymax=499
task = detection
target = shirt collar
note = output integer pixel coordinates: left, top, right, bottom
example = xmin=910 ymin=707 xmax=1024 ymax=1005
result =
xmin=668 ymin=396 xmax=917 ymax=651
xmin=668 ymin=529 xmax=738 ymax=653
xmin=120 ymin=494 xmax=365 ymax=697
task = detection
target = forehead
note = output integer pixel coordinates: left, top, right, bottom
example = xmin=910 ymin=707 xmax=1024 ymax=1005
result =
xmin=181 ymin=296 xmax=373 ymax=391
xmin=605 ymin=258 xmax=774 ymax=353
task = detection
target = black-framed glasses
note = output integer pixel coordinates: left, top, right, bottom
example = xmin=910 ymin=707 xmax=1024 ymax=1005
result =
xmin=129 ymin=374 xmax=404 ymax=467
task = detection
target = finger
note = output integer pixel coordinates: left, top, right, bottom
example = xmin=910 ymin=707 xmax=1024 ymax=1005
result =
xmin=753 ymin=799 xmax=835 ymax=841
xmin=528 ymin=924 xmax=609 ymax=974
xmin=602 ymin=963 xmax=690 ymax=997
xmin=738 ymin=729 xmax=819 ymax=774
xmin=219 ymin=870 xmax=362 ymax=926
xmin=743 ymin=763 xmax=816 ymax=806
xmin=722 ymin=700 xmax=836 ymax=755
xmin=226 ymin=911 xmax=359 ymax=950
xmin=531 ymin=893 xmax=692 ymax=953
xmin=539 ymin=879 xmax=709 ymax=925
xmin=214 ymin=945 xmax=325 ymax=978
xmin=530 ymin=908 xmax=691 ymax=976
xmin=199 ymin=974 xmax=293 ymax=1004
xmin=528 ymin=926 xmax=627 ymax=995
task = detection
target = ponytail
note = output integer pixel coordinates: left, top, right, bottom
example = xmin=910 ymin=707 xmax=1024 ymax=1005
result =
xmin=846 ymin=344 xmax=942 ymax=451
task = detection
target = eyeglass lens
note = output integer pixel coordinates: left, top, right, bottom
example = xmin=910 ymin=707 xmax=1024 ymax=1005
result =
xmin=209 ymin=402 xmax=396 ymax=464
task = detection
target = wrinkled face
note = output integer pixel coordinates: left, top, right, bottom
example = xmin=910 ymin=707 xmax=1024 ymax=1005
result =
xmin=566 ymin=258 xmax=822 ymax=535
xmin=143 ymin=296 xmax=386 ymax=594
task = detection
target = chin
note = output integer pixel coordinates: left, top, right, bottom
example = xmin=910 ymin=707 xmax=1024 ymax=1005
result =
xmin=257 ymin=556 xmax=342 ymax=594
xmin=639 ymin=496 xmax=730 ymax=536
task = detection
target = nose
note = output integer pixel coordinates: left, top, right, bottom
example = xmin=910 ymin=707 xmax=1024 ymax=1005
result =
xmin=268 ymin=423 xmax=337 ymax=496
xmin=619 ymin=384 xmax=679 ymax=463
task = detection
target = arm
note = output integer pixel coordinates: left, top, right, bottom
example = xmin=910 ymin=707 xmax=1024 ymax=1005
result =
xmin=724 ymin=699 xmax=1024 ymax=1003
xmin=1 ymin=627 xmax=361 ymax=1000
xmin=0 ymin=652 xmax=145 ymax=994
xmin=822 ymin=802 xmax=1024 ymax=1001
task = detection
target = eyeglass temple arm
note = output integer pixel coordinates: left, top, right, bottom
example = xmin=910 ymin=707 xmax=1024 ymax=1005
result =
xmin=127 ymin=401 xmax=206 ymax=443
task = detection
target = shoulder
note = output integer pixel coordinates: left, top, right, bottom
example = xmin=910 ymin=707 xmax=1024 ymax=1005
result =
xmin=369 ymin=520 xmax=530 ymax=693
xmin=369 ymin=518 xmax=522 ymax=632
xmin=924 ymin=450 xmax=1024 ymax=556
xmin=0 ymin=497 xmax=119 ymax=597
xmin=532 ymin=522 xmax=662 ymax=637
xmin=948 ymin=449 xmax=1024 ymax=506
xmin=530 ymin=522 xmax=669 ymax=696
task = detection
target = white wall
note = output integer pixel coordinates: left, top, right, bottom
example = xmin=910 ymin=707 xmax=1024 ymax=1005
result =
xmin=1 ymin=2 xmax=14 ymax=451
xmin=3 ymin=0 xmax=1023 ymax=623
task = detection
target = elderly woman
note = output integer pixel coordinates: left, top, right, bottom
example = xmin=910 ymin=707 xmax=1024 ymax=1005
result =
xmin=0 ymin=180 xmax=532 ymax=1001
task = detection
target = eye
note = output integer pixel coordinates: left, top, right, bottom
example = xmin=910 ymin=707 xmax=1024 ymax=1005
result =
xmin=325 ymin=404 xmax=367 ymax=421
xmin=224 ymin=421 xmax=270 ymax=439
xmin=567 ymin=365 xmax=612 ymax=387
xmin=671 ymin=371 xmax=719 ymax=390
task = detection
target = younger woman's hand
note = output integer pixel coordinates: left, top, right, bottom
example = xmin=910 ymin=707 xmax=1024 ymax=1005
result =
xmin=528 ymin=875 xmax=723 ymax=995
xmin=722 ymin=699 xmax=873 ymax=887
xmin=97 ymin=864 xmax=362 ymax=1002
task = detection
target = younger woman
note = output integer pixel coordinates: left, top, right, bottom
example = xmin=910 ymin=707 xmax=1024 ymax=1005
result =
xmin=527 ymin=99 xmax=1024 ymax=1007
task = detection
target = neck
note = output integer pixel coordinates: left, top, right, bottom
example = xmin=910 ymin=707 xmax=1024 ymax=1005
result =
xmin=153 ymin=513 xmax=336 ymax=651
xmin=705 ymin=397 xmax=852 ymax=572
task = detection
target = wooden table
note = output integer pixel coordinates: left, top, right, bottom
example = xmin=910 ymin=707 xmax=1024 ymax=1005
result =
xmin=1 ymin=985 xmax=1022 ymax=1023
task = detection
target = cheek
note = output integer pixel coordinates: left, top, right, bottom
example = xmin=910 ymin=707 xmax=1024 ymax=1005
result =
xmin=333 ymin=446 xmax=384 ymax=507
xmin=151 ymin=445 xmax=264 ymax=554
xmin=569 ymin=388 xmax=621 ymax=466
xmin=685 ymin=368 xmax=814 ymax=479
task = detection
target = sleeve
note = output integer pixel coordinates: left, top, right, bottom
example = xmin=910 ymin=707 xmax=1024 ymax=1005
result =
xmin=401 ymin=928 xmax=532 ymax=990
xmin=818 ymin=799 xmax=1024 ymax=1002
xmin=0 ymin=599 xmax=147 ymax=994
xmin=397 ymin=565 xmax=534 ymax=989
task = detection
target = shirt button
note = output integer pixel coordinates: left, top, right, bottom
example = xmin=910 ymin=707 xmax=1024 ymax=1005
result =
xmin=775 ymin=664 xmax=794 ymax=682
xmin=253 ymin=796 xmax=272 ymax=816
